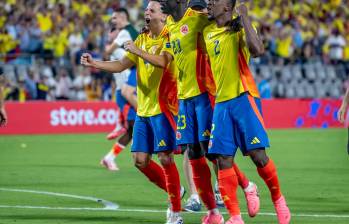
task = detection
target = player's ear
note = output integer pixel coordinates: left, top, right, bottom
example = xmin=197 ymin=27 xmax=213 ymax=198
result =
xmin=161 ymin=14 xmax=167 ymax=23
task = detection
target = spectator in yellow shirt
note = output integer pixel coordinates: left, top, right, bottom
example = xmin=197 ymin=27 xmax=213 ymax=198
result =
xmin=36 ymin=11 xmax=52 ymax=33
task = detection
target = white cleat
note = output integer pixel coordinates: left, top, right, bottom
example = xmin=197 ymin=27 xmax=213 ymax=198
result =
xmin=214 ymin=181 xmax=224 ymax=207
xmin=165 ymin=212 xmax=184 ymax=224
xmin=100 ymin=158 xmax=119 ymax=171
xmin=180 ymin=186 xmax=186 ymax=200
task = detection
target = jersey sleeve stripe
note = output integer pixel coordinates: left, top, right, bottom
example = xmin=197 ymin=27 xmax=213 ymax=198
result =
xmin=247 ymin=94 xmax=266 ymax=130
xmin=196 ymin=33 xmax=208 ymax=94
xmin=238 ymin=48 xmax=260 ymax=97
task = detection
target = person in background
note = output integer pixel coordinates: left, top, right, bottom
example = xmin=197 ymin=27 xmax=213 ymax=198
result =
xmin=0 ymin=67 xmax=8 ymax=126
xmin=337 ymin=86 xmax=349 ymax=154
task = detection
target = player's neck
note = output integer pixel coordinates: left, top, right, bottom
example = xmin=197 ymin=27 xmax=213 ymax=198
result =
xmin=119 ymin=21 xmax=129 ymax=29
xmin=149 ymin=22 xmax=164 ymax=38
xmin=172 ymin=3 xmax=186 ymax=22
xmin=216 ymin=13 xmax=232 ymax=28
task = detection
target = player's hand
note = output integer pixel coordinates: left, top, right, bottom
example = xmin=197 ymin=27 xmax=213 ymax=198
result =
xmin=338 ymin=104 xmax=347 ymax=123
xmin=235 ymin=4 xmax=248 ymax=18
xmin=80 ymin=53 xmax=95 ymax=67
xmin=124 ymin=41 xmax=141 ymax=56
xmin=0 ymin=106 xmax=7 ymax=127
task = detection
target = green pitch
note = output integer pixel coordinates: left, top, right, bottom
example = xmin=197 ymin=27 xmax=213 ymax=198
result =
xmin=0 ymin=129 xmax=348 ymax=224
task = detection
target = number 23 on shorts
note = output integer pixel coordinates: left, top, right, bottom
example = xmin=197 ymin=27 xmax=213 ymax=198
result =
xmin=177 ymin=115 xmax=186 ymax=130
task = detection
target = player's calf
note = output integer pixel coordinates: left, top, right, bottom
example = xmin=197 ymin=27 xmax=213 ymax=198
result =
xmin=247 ymin=148 xmax=269 ymax=168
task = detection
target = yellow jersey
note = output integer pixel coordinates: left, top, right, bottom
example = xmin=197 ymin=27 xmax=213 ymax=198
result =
xmin=36 ymin=13 xmax=52 ymax=33
xmin=126 ymin=27 xmax=178 ymax=117
xmin=203 ymin=23 xmax=259 ymax=103
xmin=163 ymin=8 xmax=215 ymax=99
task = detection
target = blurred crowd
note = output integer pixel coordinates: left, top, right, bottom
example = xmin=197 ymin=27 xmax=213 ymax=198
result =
xmin=248 ymin=0 xmax=349 ymax=65
xmin=0 ymin=0 xmax=348 ymax=101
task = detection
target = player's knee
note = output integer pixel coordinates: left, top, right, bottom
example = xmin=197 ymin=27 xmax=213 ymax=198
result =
xmin=199 ymin=141 xmax=209 ymax=152
xmin=187 ymin=143 xmax=205 ymax=159
xmin=133 ymin=153 xmax=150 ymax=169
xmin=157 ymin=151 xmax=173 ymax=166
xmin=180 ymin=145 xmax=188 ymax=154
xmin=248 ymin=149 xmax=269 ymax=168
xmin=216 ymin=155 xmax=234 ymax=170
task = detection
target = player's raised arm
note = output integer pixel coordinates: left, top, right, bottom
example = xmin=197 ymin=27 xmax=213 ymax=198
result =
xmin=124 ymin=40 xmax=173 ymax=68
xmin=338 ymin=87 xmax=349 ymax=123
xmin=80 ymin=53 xmax=134 ymax=74
xmin=235 ymin=4 xmax=265 ymax=57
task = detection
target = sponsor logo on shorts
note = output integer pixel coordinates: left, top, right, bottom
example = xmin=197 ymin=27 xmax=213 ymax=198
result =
xmin=158 ymin=140 xmax=167 ymax=147
xmin=202 ymin=129 xmax=211 ymax=137
xmin=176 ymin=131 xmax=182 ymax=140
xmin=250 ymin=137 xmax=261 ymax=145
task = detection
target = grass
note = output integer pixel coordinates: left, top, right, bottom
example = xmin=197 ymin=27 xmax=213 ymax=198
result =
xmin=0 ymin=129 xmax=348 ymax=223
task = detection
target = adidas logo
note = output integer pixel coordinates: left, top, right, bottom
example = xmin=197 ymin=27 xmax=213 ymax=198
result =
xmin=251 ymin=137 xmax=261 ymax=145
xmin=202 ymin=130 xmax=211 ymax=137
xmin=158 ymin=140 xmax=167 ymax=147
xmin=222 ymin=195 xmax=230 ymax=202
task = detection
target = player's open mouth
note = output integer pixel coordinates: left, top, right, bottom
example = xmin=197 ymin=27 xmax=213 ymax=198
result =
xmin=145 ymin=18 xmax=151 ymax=24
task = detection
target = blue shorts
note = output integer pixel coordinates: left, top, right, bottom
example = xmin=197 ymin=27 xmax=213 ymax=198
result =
xmin=131 ymin=113 xmax=177 ymax=154
xmin=176 ymin=93 xmax=213 ymax=145
xmin=115 ymin=67 xmax=137 ymax=121
xmin=116 ymin=90 xmax=136 ymax=121
xmin=127 ymin=67 xmax=137 ymax=87
xmin=208 ymin=92 xmax=270 ymax=157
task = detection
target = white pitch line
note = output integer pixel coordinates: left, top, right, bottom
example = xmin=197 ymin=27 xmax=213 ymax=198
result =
xmin=116 ymin=209 xmax=349 ymax=219
xmin=0 ymin=188 xmax=349 ymax=219
xmin=0 ymin=188 xmax=118 ymax=210
xmin=0 ymin=205 xmax=114 ymax=211
xmin=1 ymin=205 xmax=349 ymax=219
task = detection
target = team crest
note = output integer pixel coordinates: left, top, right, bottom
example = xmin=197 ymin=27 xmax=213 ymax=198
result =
xmin=207 ymin=33 xmax=212 ymax=40
xmin=176 ymin=131 xmax=182 ymax=140
xmin=180 ymin=25 xmax=189 ymax=35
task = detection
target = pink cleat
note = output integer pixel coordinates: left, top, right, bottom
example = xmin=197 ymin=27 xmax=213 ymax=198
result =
xmin=274 ymin=195 xmax=291 ymax=224
xmin=202 ymin=211 xmax=224 ymax=224
xmin=100 ymin=158 xmax=119 ymax=171
xmin=244 ymin=182 xmax=260 ymax=217
xmin=106 ymin=127 xmax=126 ymax=140
xmin=225 ymin=215 xmax=244 ymax=224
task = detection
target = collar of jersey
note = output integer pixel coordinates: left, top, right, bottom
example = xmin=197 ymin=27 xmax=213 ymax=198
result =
xmin=167 ymin=8 xmax=193 ymax=24
xmin=146 ymin=26 xmax=169 ymax=39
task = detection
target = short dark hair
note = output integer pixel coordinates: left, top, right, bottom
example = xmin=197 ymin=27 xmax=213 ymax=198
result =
xmin=115 ymin=8 xmax=130 ymax=20
xmin=231 ymin=0 xmax=237 ymax=8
